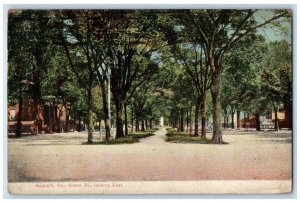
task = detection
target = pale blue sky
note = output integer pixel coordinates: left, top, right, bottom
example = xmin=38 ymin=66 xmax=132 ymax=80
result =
xmin=254 ymin=10 xmax=292 ymax=42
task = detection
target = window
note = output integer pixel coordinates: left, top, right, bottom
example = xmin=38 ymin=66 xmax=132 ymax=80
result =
xmin=9 ymin=110 xmax=16 ymax=121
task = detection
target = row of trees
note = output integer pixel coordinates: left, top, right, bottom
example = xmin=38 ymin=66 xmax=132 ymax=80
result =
xmin=158 ymin=10 xmax=291 ymax=143
xmin=8 ymin=10 xmax=162 ymax=142
xmin=164 ymin=37 xmax=292 ymax=136
xmin=8 ymin=9 xmax=291 ymax=143
xmin=221 ymin=38 xmax=292 ymax=132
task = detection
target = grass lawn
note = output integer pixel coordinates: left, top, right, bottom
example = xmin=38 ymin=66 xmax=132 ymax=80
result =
xmin=83 ymin=128 xmax=158 ymax=145
xmin=165 ymin=127 xmax=227 ymax=144
xmin=83 ymin=137 xmax=139 ymax=145
xmin=128 ymin=132 xmax=155 ymax=139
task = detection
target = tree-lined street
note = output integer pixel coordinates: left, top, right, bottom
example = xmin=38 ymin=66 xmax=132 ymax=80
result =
xmin=7 ymin=10 xmax=292 ymax=187
xmin=8 ymin=10 xmax=292 ymax=142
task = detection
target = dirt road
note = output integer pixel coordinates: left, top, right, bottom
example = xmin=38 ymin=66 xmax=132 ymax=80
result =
xmin=8 ymin=127 xmax=292 ymax=182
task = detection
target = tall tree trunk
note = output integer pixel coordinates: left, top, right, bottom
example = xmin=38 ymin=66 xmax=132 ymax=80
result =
xmin=189 ymin=108 xmax=192 ymax=134
xmin=211 ymin=73 xmax=223 ymax=143
xmin=98 ymin=119 xmax=101 ymax=131
xmin=274 ymin=104 xmax=279 ymax=131
xmin=194 ymin=96 xmax=200 ymax=136
xmin=57 ymin=106 xmax=63 ymax=133
xmin=180 ymin=109 xmax=184 ymax=132
xmin=115 ymin=99 xmax=124 ymax=138
xmin=255 ymin=112 xmax=261 ymax=131
xmin=48 ymin=104 xmax=53 ymax=134
xmin=100 ymin=82 xmax=111 ymax=141
xmin=87 ymin=89 xmax=94 ymax=143
xmin=87 ymin=108 xmax=93 ymax=142
xmin=131 ymin=105 xmax=134 ymax=133
xmin=150 ymin=119 xmax=153 ymax=129
xmin=136 ymin=117 xmax=139 ymax=132
xmin=15 ymin=84 xmax=23 ymax=137
xmin=124 ymin=103 xmax=128 ymax=136
xmin=141 ymin=120 xmax=145 ymax=131
xmin=237 ymin=110 xmax=240 ymax=129
xmin=145 ymin=120 xmax=148 ymax=129
xmin=231 ymin=111 xmax=235 ymax=129
xmin=51 ymin=104 xmax=56 ymax=132
xmin=226 ymin=114 xmax=229 ymax=129
xmin=186 ymin=110 xmax=189 ymax=133
xmin=200 ymin=95 xmax=206 ymax=139
xmin=65 ymin=105 xmax=70 ymax=132
xmin=73 ymin=118 xmax=75 ymax=132
xmin=54 ymin=105 xmax=60 ymax=133
xmin=78 ymin=116 xmax=81 ymax=132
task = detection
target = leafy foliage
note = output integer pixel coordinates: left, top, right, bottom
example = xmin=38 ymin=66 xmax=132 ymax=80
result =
xmin=7 ymin=9 xmax=292 ymax=140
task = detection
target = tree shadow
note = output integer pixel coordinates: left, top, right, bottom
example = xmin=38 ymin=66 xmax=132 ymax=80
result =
xmin=8 ymin=133 xmax=94 ymax=146
xmin=254 ymin=138 xmax=292 ymax=144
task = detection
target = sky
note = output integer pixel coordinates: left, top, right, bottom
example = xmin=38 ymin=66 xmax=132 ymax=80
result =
xmin=254 ymin=10 xmax=292 ymax=42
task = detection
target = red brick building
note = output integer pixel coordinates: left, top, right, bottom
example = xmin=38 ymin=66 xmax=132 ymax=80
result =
xmin=240 ymin=110 xmax=291 ymax=130
xmin=8 ymin=100 xmax=70 ymax=135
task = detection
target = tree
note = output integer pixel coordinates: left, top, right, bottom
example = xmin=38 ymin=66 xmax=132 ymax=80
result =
xmin=221 ymin=36 xmax=269 ymax=131
xmin=27 ymin=11 xmax=55 ymax=134
xmin=158 ymin=12 xmax=208 ymax=137
xmin=261 ymin=40 xmax=292 ymax=130
xmin=102 ymin=10 xmax=160 ymax=138
xmin=8 ymin=10 xmax=33 ymax=137
xmin=56 ymin=10 xmax=110 ymax=142
xmin=54 ymin=10 xmax=161 ymax=140
xmin=42 ymin=48 xmax=86 ymax=133
xmin=8 ymin=10 xmax=56 ymax=135
xmin=172 ymin=10 xmax=290 ymax=143
xmin=159 ymin=61 xmax=196 ymax=132
xmin=132 ymin=86 xmax=149 ymax=132
xmin=169 ymin=43 xmax=211 ymax=138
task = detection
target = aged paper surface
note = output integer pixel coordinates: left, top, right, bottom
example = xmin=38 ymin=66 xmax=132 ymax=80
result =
xmin=7 ymin=8 xmax=293 ymax=195
xmin=7 ymin=128 xmax=292 ymax=194
xmin=8 ymin=181 xmax=292 ymax=194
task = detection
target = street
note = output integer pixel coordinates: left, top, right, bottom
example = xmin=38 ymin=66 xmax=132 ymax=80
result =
xmin=8 ymin=127 xmax=292 ymax=182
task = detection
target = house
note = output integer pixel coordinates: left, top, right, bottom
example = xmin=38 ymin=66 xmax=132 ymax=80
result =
xmin=8 ymin=100 xmax=71 ymax=135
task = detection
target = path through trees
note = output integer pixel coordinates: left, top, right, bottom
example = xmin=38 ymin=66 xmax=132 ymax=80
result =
xmin=8 ymin=9 xmax=292 ymax=143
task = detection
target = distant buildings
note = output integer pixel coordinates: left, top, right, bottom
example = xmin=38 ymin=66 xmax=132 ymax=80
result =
xmin=8 ymin=100 xmax=70 ymax=135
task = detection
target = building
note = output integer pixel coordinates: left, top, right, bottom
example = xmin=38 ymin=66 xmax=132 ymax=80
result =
xmin=8 ymin=100 xmax=70 ymax=135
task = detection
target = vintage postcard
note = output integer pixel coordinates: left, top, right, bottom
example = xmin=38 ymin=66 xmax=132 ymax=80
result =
xmin=6 ymin=8 xmax=293 ymax=195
